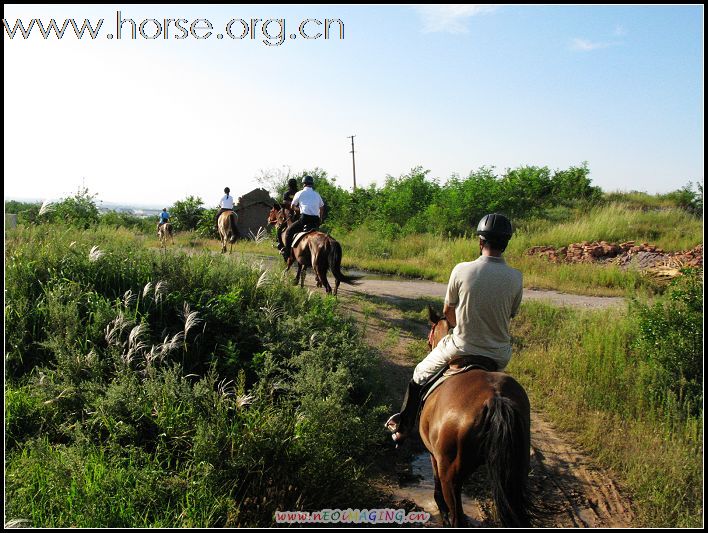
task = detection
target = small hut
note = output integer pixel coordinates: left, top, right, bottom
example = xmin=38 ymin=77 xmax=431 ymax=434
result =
xmin=234 ymin=188 xmax=275 ymax=239
xmin=5 ymin=213 xmax=18 ymax=229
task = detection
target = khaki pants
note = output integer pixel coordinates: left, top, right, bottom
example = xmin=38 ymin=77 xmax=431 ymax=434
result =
xmin=412 ymin=335 xmax=469 ymax=385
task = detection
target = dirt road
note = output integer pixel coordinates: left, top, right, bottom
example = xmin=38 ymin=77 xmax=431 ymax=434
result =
xmin=337 ymin=278 xmax=625 ymax=310
xmin=240 ymin=252 xmax=626 ymax=310
xmin=242 ymin=254 xmax=635 ymax=526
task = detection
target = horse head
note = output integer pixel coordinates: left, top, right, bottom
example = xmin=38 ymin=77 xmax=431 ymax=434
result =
xmin=267 ymin=206 xmax=279 ymax=226
xmin=427 ymin=304 xmax=450 ymax=349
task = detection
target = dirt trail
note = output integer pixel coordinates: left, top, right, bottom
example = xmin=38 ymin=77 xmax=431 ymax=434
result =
xmin=337 ymin=278 xmax=625 ymax=310
xmin=236 ymin=251 xmax=626 ymax=310
xmin=238 ymin=253 xmax=635 ymax=526
xmin=337 ymin=296 xmax=635 ymax=528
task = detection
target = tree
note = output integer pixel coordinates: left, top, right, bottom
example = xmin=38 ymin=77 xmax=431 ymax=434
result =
xmin=49 ymin=186 xmax=100 ymax=228
xmin=170 ymin=196 xmax=205 ymax=231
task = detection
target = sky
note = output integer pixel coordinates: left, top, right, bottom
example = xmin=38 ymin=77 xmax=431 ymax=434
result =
xmin=3 ymin=4 xmax=704 ymax=208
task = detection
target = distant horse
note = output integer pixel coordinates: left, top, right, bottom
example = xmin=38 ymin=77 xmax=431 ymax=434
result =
xmin=158 ymin=223 xmax=174 ymax=247
xmin=419 ymin=306 xmax=533 ymax=527
xmin=218 ymin=210 xmax=239 ymax=253
xmin=267 ymin=206 xmax=359 ymax=295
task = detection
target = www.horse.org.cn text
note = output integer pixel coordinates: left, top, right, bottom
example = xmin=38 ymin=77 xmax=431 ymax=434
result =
xmin=3 ymin=11 xmax=345 ymax=47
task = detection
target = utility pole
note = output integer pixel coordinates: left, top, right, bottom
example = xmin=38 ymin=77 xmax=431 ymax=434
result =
xmin=347 ymin=135 xmax=357 ymax=191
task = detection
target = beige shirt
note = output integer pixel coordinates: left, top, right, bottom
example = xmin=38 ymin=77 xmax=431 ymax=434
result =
xmin=444 ymin=256 xmax=523 ymax=369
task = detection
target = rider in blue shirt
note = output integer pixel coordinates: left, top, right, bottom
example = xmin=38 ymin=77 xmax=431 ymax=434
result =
xmin=157 ymin=208 xmax=170 ymax=231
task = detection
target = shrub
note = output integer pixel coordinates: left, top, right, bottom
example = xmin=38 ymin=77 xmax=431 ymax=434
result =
xmin=170 ymin=195 xmax=205 ymax=231
xmin=632 ymin=269 xmax=703 ymax=414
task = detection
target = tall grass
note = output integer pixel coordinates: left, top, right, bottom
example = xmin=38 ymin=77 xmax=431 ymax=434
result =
xmin=5 ymin=225 xmax=388 ymax=527
xmin=509 ymin=295 xmax=703 ymax=527
xmin=329 ymin=203 xmax=701 ymax=296
xmin=509 ymin=203 xmax=703 ymax=252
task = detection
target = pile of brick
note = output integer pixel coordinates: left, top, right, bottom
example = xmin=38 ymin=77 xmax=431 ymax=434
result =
xmin=527 ymin=241 xmax=703 ymax=269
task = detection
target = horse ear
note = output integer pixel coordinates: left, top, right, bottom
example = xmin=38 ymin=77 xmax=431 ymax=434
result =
xmin=427 ymin=304 xmax=440 ymax=324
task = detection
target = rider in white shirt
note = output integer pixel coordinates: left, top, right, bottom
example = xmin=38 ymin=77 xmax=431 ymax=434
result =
xmin=215 ymin=187 xmax=236 ymax=230
xmin=281 ymin=175 xmax=324 ymax=261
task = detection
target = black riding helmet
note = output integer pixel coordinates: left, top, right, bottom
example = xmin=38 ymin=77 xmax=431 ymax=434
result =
xmin=302 ymin=175 xmax=314 ymax=186
xmin=224 ymin=187 xmax=230 ymax=194
xmin=476 ymin=213 xmax=513 ymax=243
xmin=288 ymin=178 xmax=298 ymax=188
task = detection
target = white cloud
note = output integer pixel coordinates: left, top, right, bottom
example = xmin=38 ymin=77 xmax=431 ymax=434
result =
xmin=571 ymin=38 xmax=620 ymax=51
xmin=614 ymin=24 xmax=626 ymax=36
xmin=413 ymin=5 xmax=499 ymax=34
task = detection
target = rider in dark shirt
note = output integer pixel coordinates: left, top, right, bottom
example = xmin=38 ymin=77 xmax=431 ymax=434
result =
xmin=277 ymin=178 xmax=299 ymax=251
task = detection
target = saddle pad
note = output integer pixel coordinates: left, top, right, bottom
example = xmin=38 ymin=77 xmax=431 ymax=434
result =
xmin=422 ymin=364 xmax=490 ymax=402
xmin=292 ymin=230 xmax=314 ymax=247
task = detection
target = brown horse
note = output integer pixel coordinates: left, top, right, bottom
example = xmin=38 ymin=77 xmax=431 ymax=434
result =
xmin=218 ymin=210 xmax=239 ymax=253
xmin=420 ymin=306 xmax=533 ymax=527
xmin=158 ymin=222 xmax=174 ymax=247
xmin=267 ymin=206 xmax=359 ymax=295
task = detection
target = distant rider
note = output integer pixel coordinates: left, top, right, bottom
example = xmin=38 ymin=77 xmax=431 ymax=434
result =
xmin=215 ymin=187 xmax=235 ymax=231
xmin=277 ymin=178 xmax=299 ymax=251
xmin=157 ymin=208 xmax=170 ymax=232
xmin=281 ymin=175 xmax=324 ymax=261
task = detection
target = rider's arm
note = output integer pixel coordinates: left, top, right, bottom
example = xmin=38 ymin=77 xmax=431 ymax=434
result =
xmin=443 ymin=264 xmax=461 ymax=328
xmin=443 ymin=303 xmax=457 ymax=328
xmin=510 ymin=275 xmax=523 ymax=318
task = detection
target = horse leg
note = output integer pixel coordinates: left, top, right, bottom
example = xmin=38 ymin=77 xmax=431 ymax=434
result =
xmin=312 ymin=250 xmax=331 ymax=294
xmin=317 ymin=262 xmax=331 ymax=294
xmin=438 ymin=457 xmax=465 ymax=527
xmin=431 ymin=454 xmax=450 ymax=526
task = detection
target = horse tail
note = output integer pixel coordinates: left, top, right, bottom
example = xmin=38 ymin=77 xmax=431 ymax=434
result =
xmin=328 ymin=239 xmax=361 ymax=285
xmin=480 ymin=395 xmax=533 ymax=527
xmin=229 ymin=212 xmax=238 ymax=243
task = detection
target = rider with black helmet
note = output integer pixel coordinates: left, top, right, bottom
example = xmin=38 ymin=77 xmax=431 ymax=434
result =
xmin=281 ymin=175 xmax=324 ymax=261
xmin=282 ymin=178 xmax=299 ymax=210
xmin=385 ymin=213 xmax=523 ymax=445
xmin=276 ymin=178 xmax=300 ymax=251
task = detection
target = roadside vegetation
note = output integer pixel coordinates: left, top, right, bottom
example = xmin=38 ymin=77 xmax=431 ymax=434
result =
xmin=508 ymin=271 xmax=703 ymax=527
xmin=9 ymin=167 xmax=700 ymax=297
xmin=5 ymin=224 xmax=387 ymax=527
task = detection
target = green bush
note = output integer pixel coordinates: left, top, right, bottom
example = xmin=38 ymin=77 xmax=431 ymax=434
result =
xmin=170 ymin=195 xmax=205 ymax=231
xmin=45 ymin=187 xmax=101 ymax=228
xmin=632 ymin=269 xmax=703 ymax=414
xmin=100 ymin=211 xmax=154 ymax=234
xmin=196 ymin=208 xmax=219 ymax=239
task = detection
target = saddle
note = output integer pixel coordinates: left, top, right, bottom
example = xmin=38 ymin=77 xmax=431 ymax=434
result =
xmin=292 ymin=229 xmax=316 ymax=247
xmin=421 ymin=355 xmax=498 ymax=403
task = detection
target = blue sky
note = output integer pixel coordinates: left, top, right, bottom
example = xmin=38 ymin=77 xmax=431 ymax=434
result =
xmin=3 ymin=4 xmax=704 ymax=207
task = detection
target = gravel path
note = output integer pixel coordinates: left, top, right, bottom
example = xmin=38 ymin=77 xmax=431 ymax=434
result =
xmin=337 ymin=278 xmax=625 ymax=309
